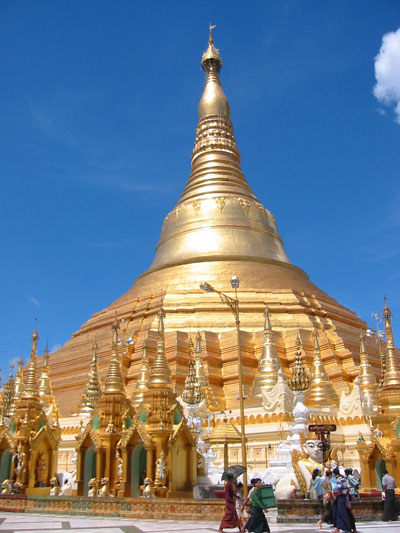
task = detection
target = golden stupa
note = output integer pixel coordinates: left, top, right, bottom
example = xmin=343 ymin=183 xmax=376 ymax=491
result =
xmin=46 ymin=28 xmax=383 ymax=423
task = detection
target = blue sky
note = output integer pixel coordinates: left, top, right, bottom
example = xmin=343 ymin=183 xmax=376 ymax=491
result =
xmin=0 ymin=1 xmax=399 ymax=371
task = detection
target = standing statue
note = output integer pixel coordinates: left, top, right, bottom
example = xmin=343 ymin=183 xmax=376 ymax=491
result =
xmin=88 ymin=477 xmax=97 ymax=497
xmin=116 ymin=451 xmax=123 ymax=482
xmin=155 ymin=451 xmax=167 ymax=487
xmin=14 ymin=444 xmax=26 ymax=486
xmin=35 ymin=452 xmax=47 ymax=487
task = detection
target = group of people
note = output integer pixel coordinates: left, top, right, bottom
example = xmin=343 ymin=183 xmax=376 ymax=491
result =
xmin=314 ymin=467 xmax=359 ymax=533
xmin=218 ymin=474 xmax=270 ymax=533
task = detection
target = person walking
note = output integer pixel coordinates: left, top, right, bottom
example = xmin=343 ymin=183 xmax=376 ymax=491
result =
xmin=245 ymin=479 xmax=270 ymax=533
xmin=218 ymin=473 xmax=241 ymax=533
xmin=382 ymin=470 xmax=398 ymax=522
xmin=309 ymin=468 xmax=322 ymax=500
xmin=332 ymin=467 xmax=354 ymax=533
xmin=345 ymin=468 xmax=360 ymax=499
xmin=318 ymin=470 xmax=333 ymax=529
xmin=241 ymin=478 xmax=258 ymax=532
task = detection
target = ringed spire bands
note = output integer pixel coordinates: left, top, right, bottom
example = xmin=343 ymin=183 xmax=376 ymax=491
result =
xmin=147 ymin=31 xmax=292 ymax=274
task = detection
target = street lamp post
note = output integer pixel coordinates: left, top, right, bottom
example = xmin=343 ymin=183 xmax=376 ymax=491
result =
xmin=200 ymin=277 xmax=248 ymax=497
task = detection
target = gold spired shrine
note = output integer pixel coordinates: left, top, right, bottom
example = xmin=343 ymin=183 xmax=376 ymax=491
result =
xmin=1 ymin=27 xmax=400 ymax=513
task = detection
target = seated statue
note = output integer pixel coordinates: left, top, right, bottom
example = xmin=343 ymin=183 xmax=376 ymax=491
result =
xmin=59 ymin=478 xmax=73 ymax=496
xmin=98 ymin=477 xmax=112 ymax=497
xmin=274 ymin=439 xmax=325 ymax=499
xmin=1 ymin=479 xmax=10 ymax=494
xmin=49 ymin=477 xmax=59 ymax=496
xmin=141 ymin=477 xmax=155 ymax=498
xmin=88 ymin=477 xmax=97 ymax=497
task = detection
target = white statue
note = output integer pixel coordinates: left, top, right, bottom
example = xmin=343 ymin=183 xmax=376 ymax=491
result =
xmin=262 ymin=368 xmax=295 ymax=413
xmin=338 ymin=376 xmax=376 ymax=418
xmin=274 ymin=438 xmax=324 ymax=499
xmin=59 ymin=478 xmax=72 ymax=496
xmin=155 ymin=451 xmax=167 ymax=487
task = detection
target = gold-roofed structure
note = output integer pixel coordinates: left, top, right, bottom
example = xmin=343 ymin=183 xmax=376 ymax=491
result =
xmin=3 ymin=328 xmax=61 ymax=494
xmin=204 ymin=417 xmax=243 ymax=472
xmin=306 ymin=329 xmax=339 ymax=407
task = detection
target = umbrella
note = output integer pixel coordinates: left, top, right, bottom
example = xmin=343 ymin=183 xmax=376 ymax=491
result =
xmin=221 ymin=465 xmax=247 ymax=481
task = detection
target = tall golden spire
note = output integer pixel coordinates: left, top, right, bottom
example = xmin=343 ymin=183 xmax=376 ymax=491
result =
xmin=358 ymin=330 xmax=378 ymax=398
xmin=132 ymin=334 xmax=150 ymax=409
xmin=2 ymin=363 xmax=15 ymax=417
xmin=14 ymin=356 xmax=24 ymax=403
xmin=103 ymin=318 xmax=125 ymax=394
xmin=38 ymin=341 xmax=60 ymax=418
xmin=182 ymin=354 xmax=205 ymax=405
xmin=198 ymin=23 xmax=229 ymax=121
xmin=193 ymin=334 xmax=207 ymax=388
xmin=81 ymin=341 xmax=102 ymax=409
xmin=39 ymin=341 xmax=52 ymax=398
xmin=193 ymin=332 xmax=216 ymax=408
xmin=146 ymin=28 xmax=291 ymax=275
xmin=380 ymin=300 xmax=400 ymax=392
xmin=147 ymin=310 xmax=172 ymax=389
xmin=306 ymin=329 xmax=338 ymax=407
xmin=288 ymin=333 xmax=311 ymax=393
xmin=23 ymin=327 xmax=40 ymax=398
xmin=251 ymin=308 xmax=282 ymax=399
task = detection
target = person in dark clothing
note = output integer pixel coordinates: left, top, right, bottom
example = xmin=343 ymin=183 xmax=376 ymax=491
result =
xmin=332 ymin=467 xmax=356 ymax=533
xmin=318 ymin=470 xmax=333 ymax=529
xmin=218 ymin=473 xmax=241 ymax=533
xmin=382 ymin=470 xmax=398 ymax=522
xmin=245 ymin=479 xmax=270 ymax=533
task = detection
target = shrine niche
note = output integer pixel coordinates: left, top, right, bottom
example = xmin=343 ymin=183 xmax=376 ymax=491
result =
xmin=356 ymin=434 xmax=400 ymax=492
xmin=26 ymin=424 xmax=60 ymax=493
xmin=168 ymin=419 xmax=197 ymax=497
xmin=0 ymin=430 xmax=16 ymax=487
xmin=117 ymin=421 xmax=153 ymax=497
xmin=75 ymin=423 xmax=102 ymax=496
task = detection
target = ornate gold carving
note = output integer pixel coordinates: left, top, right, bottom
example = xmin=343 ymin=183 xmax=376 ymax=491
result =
xmin=215 ymin=196 xmax=227 ymax=213
xmin=236 ymin=197 xmax=251 ymax=216
xmin=288 ymin=333 xmax=311 ymax=393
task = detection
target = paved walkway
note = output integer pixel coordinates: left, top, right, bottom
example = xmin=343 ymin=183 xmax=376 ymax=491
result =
xmin=0 ymin=512 xmax=398 ymax=533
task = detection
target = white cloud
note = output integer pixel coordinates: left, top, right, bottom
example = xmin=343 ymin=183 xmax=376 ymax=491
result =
xmin=373 ymin=28 xmax=400 ymax=124
xmin=29 ymin=296 xmax=41 ymax=308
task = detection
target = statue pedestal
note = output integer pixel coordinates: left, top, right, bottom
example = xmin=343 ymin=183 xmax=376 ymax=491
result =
xmin=116 ymin=482 xmax=125 ymax=498
xmin=154 ymin=486 xmax=168 ymax=498
xmin=25 ymin=487 xmax=51 ymax=496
